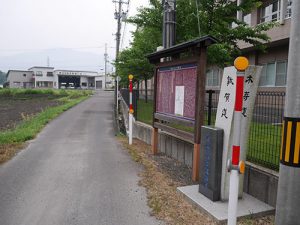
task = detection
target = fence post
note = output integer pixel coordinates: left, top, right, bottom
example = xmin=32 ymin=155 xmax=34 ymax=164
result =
xmin=134 ymin=90 xmax=138 ymax=119
xmin=207 ymin=90 xmax=215 ymax=125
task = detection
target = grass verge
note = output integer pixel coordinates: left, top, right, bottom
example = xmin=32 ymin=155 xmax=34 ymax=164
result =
xmin=137 ymin=99 xmax=154 ymax=125
xmin=117 ymin=136 xmax=274 ymax=225
xmin=0 ymin=90 xmax=91 ymax=163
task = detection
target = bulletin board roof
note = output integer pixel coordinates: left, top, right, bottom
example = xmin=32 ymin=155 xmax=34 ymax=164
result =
xmin=147 ymin=35 xmax=218 ymax=63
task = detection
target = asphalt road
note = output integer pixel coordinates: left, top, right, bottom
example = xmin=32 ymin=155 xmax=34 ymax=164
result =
xmin=0 ymin=91 xmax=163 ymax=225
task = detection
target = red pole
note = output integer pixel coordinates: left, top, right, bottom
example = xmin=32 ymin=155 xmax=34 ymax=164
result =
xmin=128 ymin=74 xmax=134 ymax=145
xmin=227 ymin=57 xmax=249 ymax=225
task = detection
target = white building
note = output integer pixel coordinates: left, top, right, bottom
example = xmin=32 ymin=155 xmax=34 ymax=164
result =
xmin=54 ymin=70 xmax=98 ymax=89
xmin=7 ymin=66 xmax=107 ymax=90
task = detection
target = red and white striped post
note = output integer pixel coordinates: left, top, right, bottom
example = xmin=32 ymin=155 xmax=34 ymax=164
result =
xmin=128 ymin=74 xmax=134 ymax=145
xmin=227 ymin=57 xmax=249 ymax=225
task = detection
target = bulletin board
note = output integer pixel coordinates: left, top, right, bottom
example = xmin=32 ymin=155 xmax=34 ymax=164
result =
xmin=147 ymin=35 xmax=217 ymax=144
xmin=156 ymin=64 xmax=197 ymax=120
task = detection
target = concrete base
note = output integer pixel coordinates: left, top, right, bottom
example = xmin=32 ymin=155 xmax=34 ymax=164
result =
xmin=177 ymin=185 xmax=275 ymax=224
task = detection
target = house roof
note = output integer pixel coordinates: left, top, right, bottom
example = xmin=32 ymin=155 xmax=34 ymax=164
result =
xmin=6 ymin=70 xmax=33 ymax=78
xmin=28 ymin=66 xmax=54 ymax=70
xmin=54 ymin=69 xmax=98 ymax=73
xmin=7 ymin=70 xmax=32 ymax=74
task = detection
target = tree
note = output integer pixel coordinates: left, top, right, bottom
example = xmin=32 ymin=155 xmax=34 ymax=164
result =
xmin=115 ymin=26 xmax=161 ymax=102
xmin=115 ymin=0 xmax=275 ymax=100
xmin=0 ymin=71 xmax=6 ymax=85
xmin=129 ymin=0 xmax=275 ymax=66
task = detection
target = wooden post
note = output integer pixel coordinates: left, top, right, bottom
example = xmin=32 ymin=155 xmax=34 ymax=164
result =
xmin=192 ymin=45 xmax=207 ymax=181
xmin=152 ymin=128 xmax=159 ymax=154
xmin=152 ymin=67 xmax=159 ymax=155
xmin=192 ymin=143 xmax=200 ymax=181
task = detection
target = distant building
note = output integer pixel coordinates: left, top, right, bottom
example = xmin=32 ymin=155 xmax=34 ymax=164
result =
xmin=140 ymin=0 xmax=292 ymax=99
xmin=206 ymin=0 xmax=292 ymax=92
xmin=7 ymin=70 xmax=34 ymax=88
xmin=28 ymin=67 xmax=55 ymax=88
xmin=6 ymin=66 xmax=113 ymax=90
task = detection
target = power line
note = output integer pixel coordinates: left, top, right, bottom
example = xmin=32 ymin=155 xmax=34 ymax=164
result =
xmin=104 ymin=43 xmax=108 ymax=88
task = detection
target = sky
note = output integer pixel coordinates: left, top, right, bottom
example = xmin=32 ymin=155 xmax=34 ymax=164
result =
xmin=0 ymin=0 xmax=150 ymax=71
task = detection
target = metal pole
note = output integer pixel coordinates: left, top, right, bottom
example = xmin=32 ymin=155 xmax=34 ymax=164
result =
xmin=116 ymin=0 xmax=122 ymax=109
xmin=117 ymin=76 xmax=119 ymax=113
xmin=115 ymin=1 xmax=122 ymax=59
xmin=113 ymin=0 xmax=123 ymax=115
xmin=207 ymin=90 xmax=215 ymax=125
xmin=162 ymin=0 xmax=166 ymax=48
xmin=128 ymin=74 xmax=134 ymax=145
xmin=227 ymin=57 xmax=249 ymax=225
xmin=163 ymin=0 xmax=176 ymax=49
xmin=104 ymin=43 xmax=108 ymax=89
xmin=275 ymin=1 xmax=300 ymax=224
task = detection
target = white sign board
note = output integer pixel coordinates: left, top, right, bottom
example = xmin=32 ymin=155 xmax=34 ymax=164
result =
xmin=215 ymin=66 xmax=262 ymax=201
xmin=174 ymin=86 xmax=185 ymax=116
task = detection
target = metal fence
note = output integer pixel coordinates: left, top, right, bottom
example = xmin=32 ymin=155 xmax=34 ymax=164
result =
xmin=134 ymin=88 xmax=284 ymax=170
xmin=205 ymin=90 xmax=285 ymax=170
xmin=205 ymin=90 xmax=219 ymax=125
xmin=138 ymin=89 xmax=154 ymax=101
xmin=247 ymin=92 xmax=285 ymax=170
xmin=119 ymin=89 xmax=139 ymax=118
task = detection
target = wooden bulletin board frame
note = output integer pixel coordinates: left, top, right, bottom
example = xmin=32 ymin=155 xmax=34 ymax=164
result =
xmin=147 ymin=35 xmax=217 ymax=181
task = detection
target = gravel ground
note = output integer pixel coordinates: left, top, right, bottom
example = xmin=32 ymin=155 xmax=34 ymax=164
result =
xmin=149 ymin=153 xmax=197 ymax=186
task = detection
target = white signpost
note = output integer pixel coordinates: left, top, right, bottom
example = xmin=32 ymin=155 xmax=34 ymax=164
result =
xmin=215 ymin=65 xmax=262 ymax=201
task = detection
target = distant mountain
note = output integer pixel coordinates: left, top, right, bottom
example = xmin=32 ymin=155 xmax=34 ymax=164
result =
xmin=0 ymin=49 xmax=108 ymax=73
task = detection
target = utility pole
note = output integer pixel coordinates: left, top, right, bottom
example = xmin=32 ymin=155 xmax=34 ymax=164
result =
xmin=162 ymin=0 xmax=176 ymax=49
xmin=114 ymin=0 xmax=122 ymax=58
xmin=47 ymin=56 xmax=50 ymax=67
xmin=113 ymin=0 xmax=128 ymax=62
xmin=275 ymin=1 xmax=300 ymax=224
xmin=104 ymin=43 xmax=108 ymax=89
xmin=113 ymin=0 xmax=128 ymax=122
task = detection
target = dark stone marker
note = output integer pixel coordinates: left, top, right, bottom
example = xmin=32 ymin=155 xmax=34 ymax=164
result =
xmin=199 ymin=126 xmax=223 ymax=201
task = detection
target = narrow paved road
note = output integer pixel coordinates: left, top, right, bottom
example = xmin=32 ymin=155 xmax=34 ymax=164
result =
xmin=0 ymin=91 xmax=162 ymax=225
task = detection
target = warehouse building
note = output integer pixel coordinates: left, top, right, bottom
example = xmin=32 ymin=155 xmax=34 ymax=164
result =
xmin=7 ymin=66 xmax=112 ymax=90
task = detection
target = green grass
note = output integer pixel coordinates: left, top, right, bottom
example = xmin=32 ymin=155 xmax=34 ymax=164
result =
xmin=137 ymin=99 xmax=154 ymax=125
xmin=0 ymin=89 xmax=92 ymax=145
xmin=247 ymin=122 xmax=281 ymax=170
xmin=136 ymin=99 xmax=282 ymax=170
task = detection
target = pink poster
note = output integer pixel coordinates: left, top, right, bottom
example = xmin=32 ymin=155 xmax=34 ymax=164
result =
xmin=156 ymin=64 xmax=197 ymax=120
